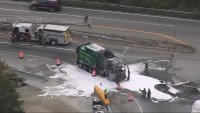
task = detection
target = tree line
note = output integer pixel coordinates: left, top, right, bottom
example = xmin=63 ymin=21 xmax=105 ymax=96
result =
xmin=0 ymin=61 xmax=24 ymax=113
xmin=82 ymin=0 xmax=200 ymax=13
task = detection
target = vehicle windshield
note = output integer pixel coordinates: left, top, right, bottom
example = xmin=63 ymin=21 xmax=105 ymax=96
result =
xmin=103 ymin=50 xmax=115 ymax=59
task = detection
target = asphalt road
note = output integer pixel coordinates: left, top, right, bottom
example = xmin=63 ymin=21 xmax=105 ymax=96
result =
xmin=0 ymin=0 xmax=199 ymax=112
xmin=0 ymin=0 xmax=200 ymax=47
xmin=0 ymin=0 xmax=199 ymax=81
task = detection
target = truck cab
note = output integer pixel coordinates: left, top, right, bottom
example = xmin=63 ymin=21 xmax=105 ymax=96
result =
xmin=11 ymin=23 xmax=36 ymax=41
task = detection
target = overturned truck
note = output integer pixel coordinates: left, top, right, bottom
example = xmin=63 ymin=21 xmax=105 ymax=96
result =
xmin=76 ymin=43 xmax=130 ymax=82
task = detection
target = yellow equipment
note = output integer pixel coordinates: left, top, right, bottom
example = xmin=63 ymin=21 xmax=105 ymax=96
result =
xmin=94 ymin=85 xmax=110 ymax=106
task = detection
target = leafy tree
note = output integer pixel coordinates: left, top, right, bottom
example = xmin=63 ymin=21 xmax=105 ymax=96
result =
xmin=0 ymin=61 xmax=24 ymax=113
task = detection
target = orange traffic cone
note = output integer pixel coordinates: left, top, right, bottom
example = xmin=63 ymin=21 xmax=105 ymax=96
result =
xmin=18 ymin=51 xmax=24 ymax=59
xmin=127 ymin=93 xmax=134 ymax=102
xmin=55 ymin=58 xmax=61 ymax=66
xmin=116 ymin=83 xmax=121 ymax=90
xmin=92 ymin=69 xmax=96 ymax=77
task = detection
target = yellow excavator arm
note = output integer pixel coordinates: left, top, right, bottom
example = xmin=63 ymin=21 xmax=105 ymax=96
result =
xmin=94 ymin=85 xmax=110 ymax=106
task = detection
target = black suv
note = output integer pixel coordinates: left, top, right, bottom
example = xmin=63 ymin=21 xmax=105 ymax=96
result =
xmin=30 ymin=0 xmax=61 ymax=12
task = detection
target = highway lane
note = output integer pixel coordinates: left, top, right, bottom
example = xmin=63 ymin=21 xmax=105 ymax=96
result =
xmin=0 ymin=42 xmax=76 ymax=64
xmin=1 ymin=0 xmax=200 ymax=25
xmin=0 ymin=1 xmax=200 ymax=112
xmin=0 ymin=8 xmax=196 ymax=46
xmin=0 ymin=1 xmax=200 ymax=48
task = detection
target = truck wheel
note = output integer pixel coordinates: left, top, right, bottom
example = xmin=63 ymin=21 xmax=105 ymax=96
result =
xmin=15 ymin=36 xmax=20 ymax=41
xmin=102 ymin=71 xmax=109 ymax=77
xmin=41 ymin=41 xmax=46 ymax=45
xmin=97 ymin=106 xmax=107 ymax=111
xmin=93 ymin=105 xmax=102 ymax=111
xmin=51 ymin=40 xmax=57 ymax=45
xmin=95 ymin=111 xmax=104 ymax=113
xmin=78 ymin=63 xmax=82 ymax=68
xmin=83 ymin=64 xmax=87 ymax=71
xmin=93 ymin=97 xmax=102 ymax=106
xmin=88 ymin=67 xmax=93 ymax=73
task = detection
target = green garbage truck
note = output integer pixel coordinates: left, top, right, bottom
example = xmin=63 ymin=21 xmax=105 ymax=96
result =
xmin=76 ymin=43 xmax=130 ymax=82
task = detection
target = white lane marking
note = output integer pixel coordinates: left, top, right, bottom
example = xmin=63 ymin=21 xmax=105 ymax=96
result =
xmin=46 ymin=64 xmax=54 ymax=72
xmin=45 ymin=46 xmax=75 ymax=51
xmin=118 ymin=93 xmax=143 ymax=113
xmin=166 ymin=25 xmax=175 ymax=27
xmin=133 ymin=98 xmax=143 ymax=113
xmin=0 ymin=8 xmax=174 ymax=27
xmin=0 ymin=42 xmax=11 ymax=44
xmin=0 ymin=41 xmax=75 ymax=51
xmin=0 ymin=0 xmax=28 ymax=5
xmin=32 ymin=45 xmax=45 ymax=48
xmin=71 ymin=40 xmax=80 ymax=43
xmin=91 ymin=16 xmax=174 ymax=27
xmin=0 ymin=0 xmax=200 ymax=23
xmin=27 ymin=59 xmax=38 ymax=62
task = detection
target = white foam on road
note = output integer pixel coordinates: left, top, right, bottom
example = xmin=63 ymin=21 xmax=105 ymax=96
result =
xmin=123 ymin=64 xmax=172 ymax=101
xmin=150 ymin=67 xmax=166 ymax=71
xmin=39 ymin=63 xmax=172 ymax=101
xmin=192 ymin=100 xmax=200 ymax=112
